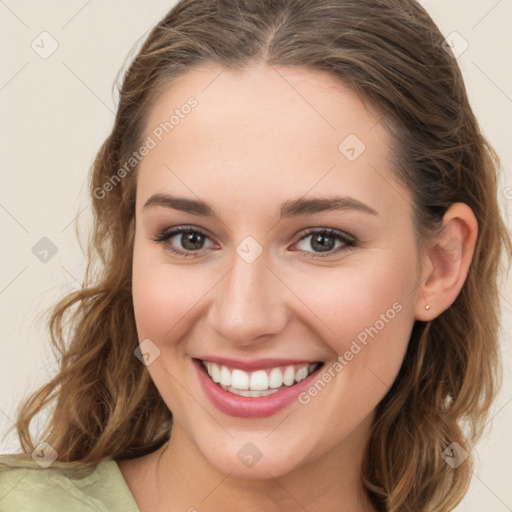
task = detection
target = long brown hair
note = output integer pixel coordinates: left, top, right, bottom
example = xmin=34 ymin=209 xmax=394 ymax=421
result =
xmin=10 ymin=0 xmax=511 ymax=510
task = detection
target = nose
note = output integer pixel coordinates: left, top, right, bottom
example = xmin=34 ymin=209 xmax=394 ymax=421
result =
xmin=206 ymin=249 xmax=289 ymax=347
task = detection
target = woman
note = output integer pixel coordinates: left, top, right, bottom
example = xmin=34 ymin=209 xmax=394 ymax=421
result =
xmin=1 ymin=0 xmax=510 ymax=510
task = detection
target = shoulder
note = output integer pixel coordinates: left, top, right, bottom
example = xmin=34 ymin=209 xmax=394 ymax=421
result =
xmin=0 ymin=453 xmax=140 ymax=512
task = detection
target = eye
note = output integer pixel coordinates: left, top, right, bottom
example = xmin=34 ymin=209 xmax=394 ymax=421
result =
xmin=151 ymin=226 xmax=216 ymax=257
xmin=292 ymin=228 xmax=356 ymax=258
xmin=152 ymin=226 xmax=357 ymax=259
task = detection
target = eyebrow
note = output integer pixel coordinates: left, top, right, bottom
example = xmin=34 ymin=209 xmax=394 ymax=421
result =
xmin=143 ymin=193 xmax=378 ymax=218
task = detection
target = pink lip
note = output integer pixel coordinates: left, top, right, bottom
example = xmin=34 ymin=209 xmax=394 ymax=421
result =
xmin=194 ymin=355 xmax=319 ymax=372
xmin=193 ymin=358 xmax=323 ymax=418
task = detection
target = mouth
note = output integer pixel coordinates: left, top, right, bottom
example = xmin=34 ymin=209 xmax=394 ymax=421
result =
xmin=201 ymin=360 xmax=321 ymax=397
xmin=193 ymin=357 xmax=324 ymax=418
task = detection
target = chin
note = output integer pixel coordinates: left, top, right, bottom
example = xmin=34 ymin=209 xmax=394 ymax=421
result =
xmin=197 ymin=438 xmax=312 ymax=480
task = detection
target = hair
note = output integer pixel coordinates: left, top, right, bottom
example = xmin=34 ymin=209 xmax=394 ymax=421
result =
xmin=8 ymin=0 xmax=510 ymax=510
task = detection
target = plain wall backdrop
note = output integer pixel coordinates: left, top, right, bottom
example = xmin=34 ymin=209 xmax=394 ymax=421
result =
xmin=1 ymin=1 xmax=511 ymax=510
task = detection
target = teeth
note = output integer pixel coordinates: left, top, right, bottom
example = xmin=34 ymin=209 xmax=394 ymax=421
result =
xmin=222 ymin=386 xmax=280 ymax=397
xmin=231 ymin=369 xmax=249 ymax=390
xmin=283 ymin=366 xmax=295 ymax=386
xmin=202 ymin=361 xmax=319 ymax=393
xmin=268 ymin=368 xmax=282 ymax=389
xmin=250 ymin=370 xmax=268 ymax=390
xmin=211 ymin=363 xmax=221 ymax=383
xmin=220 ymin=366 xmax=231 ymax=386
xmin=295 ymin=366 xmax=309 ymax=383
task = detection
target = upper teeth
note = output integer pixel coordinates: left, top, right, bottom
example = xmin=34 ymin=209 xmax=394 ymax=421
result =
xmin=203 ymin=361 xmax=318 ymax=391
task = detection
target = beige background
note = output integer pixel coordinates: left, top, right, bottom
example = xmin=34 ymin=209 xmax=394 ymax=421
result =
xmin=1 ymin=1 xmax=511 ymax=509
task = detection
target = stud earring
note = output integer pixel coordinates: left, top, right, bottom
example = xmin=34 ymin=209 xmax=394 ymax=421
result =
xmin=425 ymin=304 xmax=431 ymax=310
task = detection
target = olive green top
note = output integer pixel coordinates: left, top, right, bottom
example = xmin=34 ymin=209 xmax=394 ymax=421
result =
xmin=0 ymin=454 xmax=140 ymax=511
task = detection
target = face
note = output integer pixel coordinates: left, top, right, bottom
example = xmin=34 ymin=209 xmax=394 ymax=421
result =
xmin=132 ymin=62 xmax=421 ymax=479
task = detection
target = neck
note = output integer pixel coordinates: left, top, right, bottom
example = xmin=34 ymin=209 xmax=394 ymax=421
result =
xmin=152 ymin=420 xmax=376 ymax=512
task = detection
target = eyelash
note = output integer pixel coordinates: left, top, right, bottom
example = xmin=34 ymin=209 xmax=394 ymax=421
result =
xmin=151 ymin=225 xmax=357 ymax=259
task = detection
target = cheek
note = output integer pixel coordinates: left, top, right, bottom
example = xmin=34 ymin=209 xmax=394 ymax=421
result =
xmin=131 ymin=262 xmax=173 ymax=339
xmin=131 ymin=243 xmax=227 ymax=390
xmin=285 ymin=261 xmax=416 ymax=453
xmin=295 ymin=257 xmax=412 ymax=338
xmin=131 ymin=245 xmax=204 ymax=412
xmin=287 ymin=249 xmax=417 ymax=392
xmin=131 ymin=243 xmax=203 ymax=341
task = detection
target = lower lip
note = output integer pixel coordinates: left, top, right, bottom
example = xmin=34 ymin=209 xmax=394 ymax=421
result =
xmin=193 ymin=358 xmax=323 ymax=418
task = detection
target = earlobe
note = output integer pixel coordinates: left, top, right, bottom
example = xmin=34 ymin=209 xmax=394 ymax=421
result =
xmin=414 ymin=203 xmax=478 ymax=321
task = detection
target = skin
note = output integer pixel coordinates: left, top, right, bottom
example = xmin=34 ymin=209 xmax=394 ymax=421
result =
xmin=118 ymin=62 xmax=478 ymax=512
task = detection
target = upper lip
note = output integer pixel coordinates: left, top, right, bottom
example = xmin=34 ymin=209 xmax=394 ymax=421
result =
xmin=194 ymin=356 xmax=322 ymax=372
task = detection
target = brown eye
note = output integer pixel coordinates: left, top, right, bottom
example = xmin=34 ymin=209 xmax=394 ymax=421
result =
xmin=179 ymin=231 xmax=207 ymax=251
xmin=152 ymin=226 xmax=216 ymax=256
xmin=293 ymin=228 xmax=356 ymax=258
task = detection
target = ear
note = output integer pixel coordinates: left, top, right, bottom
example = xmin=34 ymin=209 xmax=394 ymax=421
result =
xmin=414 ymin=203 xmax=478 ymax=321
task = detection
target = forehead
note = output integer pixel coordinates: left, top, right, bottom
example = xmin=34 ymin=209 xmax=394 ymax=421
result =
xmin=144 ymin=62 xmax=381 ymax=149
xmin=136 ymin=63 xmax=412 ymax=222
